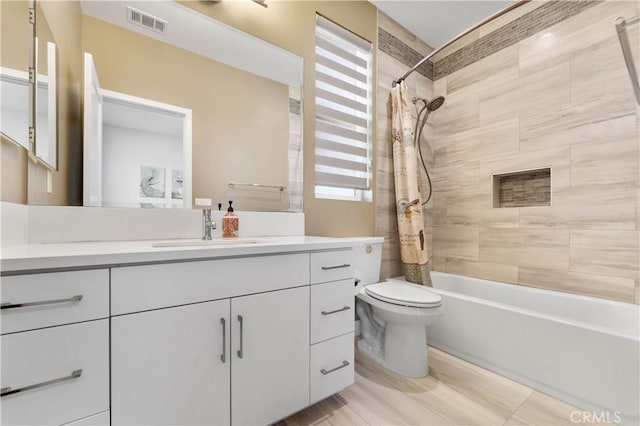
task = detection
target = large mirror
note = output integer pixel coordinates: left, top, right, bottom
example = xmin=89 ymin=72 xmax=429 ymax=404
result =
xmin=30 ymin=0 xmax=303 ymax=212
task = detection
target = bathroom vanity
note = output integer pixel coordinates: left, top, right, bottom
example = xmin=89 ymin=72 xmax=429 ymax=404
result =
xmin=0 ymin=236 xmax=365 ymax=425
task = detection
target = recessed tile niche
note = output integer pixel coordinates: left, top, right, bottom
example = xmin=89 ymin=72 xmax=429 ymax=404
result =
xmin=493 ymin=168 xmax=551 ymax=208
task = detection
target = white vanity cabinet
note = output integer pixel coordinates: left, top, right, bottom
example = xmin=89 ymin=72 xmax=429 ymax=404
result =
xmin=110 ymin=253 xmax=311 ymax=426
xmin=231 ymin=286 xmax=309 ymax=426
xmin=308 ymin=252 xmax=356 ymax=405
xmin=1 ymin=243 xmax=358 ymax=426
xmin=0 ymin=270 xmax=110 ymax=426
xmin=111 ymin=299 xmax=231 ymax=425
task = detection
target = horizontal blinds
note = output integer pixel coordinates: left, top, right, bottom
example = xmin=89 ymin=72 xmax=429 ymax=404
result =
xmin=315 ymin=15 xmax=372 ymax=191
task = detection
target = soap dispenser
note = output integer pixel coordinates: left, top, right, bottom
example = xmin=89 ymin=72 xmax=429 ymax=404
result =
xmin=222 ymin=201 xmax=239 ymax=238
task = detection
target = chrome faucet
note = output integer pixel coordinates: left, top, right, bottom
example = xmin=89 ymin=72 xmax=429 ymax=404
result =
xmin=202 ymin=208 xmax=216 ymax=240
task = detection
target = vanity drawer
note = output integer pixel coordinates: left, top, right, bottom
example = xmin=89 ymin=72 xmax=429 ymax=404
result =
xmin=310 ymin=279 xmax=354 ymax=344
xmin=1 ymin=269 xmax=109 ymax=334
xmin=310 ymin=250 xmax=354 ymax=285
xmin=1 ymin=320 xmax=110 ymax=426
xmin=111 ymin=253 xmax=309 ymax=315
xmin=310 ymin=332 xmax=354 ymax=405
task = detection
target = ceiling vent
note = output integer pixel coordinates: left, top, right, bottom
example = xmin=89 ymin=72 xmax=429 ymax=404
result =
xmin=126 ymin=6 xmax=167 ymax=34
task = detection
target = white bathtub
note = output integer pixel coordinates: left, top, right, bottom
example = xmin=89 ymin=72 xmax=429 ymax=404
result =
xmin=426 ymin=271 xmax=640 ymax=425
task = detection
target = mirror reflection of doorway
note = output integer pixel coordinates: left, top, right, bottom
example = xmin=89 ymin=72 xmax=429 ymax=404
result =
xmin=83 ymin=52 xmax=192 ymax=209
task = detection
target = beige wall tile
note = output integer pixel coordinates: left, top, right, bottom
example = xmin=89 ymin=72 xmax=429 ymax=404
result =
xmin=571 ymin=35 xmax=639 ymax=104
xmin=571 ymin=136 xmax=639 ymax=186
xmin=519 ymin=1 xmax=636 ymax=75
xmin=479 ymin=61 xmax=571 ymax=126
xmin=520 ymin=97 xmax=636 ymax=153
xmin=518 ymin=266 xmax=636 ymax=303
xmin=432 ymin=91 xmax=480 ymax=137
xmin=444 ymin=193 xmax=520 ymax=229
xmin=442 ymin=118 xmax=519 ymax=164
xmin=570 ymin=230 xmax=639 ymax=280
xmin=446 ymin=46 xmax=519 ymax=95
xmin=432 ymin=162 xmax=480 ymax=203
xmin=479 ymin=228 xmax=570 ymax=271
xmin=433 ymin=77 xmax=446 ymax=96
xmin=446 ymin=259 xmax=519 ymax=284
xmin=519 ymin=182 xmax=637 ymax=230
xmin=432 ymin=256 xmax=447 ymax=272
xmin=434 ymin=226 xmax=480 ymax=261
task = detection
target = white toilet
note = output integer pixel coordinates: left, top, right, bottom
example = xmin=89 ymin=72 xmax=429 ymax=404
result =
xmin=352 ymin=239 xmax=443 ymax=378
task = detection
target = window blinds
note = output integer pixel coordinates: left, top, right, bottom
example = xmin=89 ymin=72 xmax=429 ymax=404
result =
xmin=315 ymin=15 xmax=372 ymax=191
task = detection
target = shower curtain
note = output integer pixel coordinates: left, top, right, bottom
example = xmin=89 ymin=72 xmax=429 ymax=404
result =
xmin=390 ymin=81 xmax=432 ymax=286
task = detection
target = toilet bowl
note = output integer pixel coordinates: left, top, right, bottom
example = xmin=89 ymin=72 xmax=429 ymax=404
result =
xmin=352 ymin=240 xmax=443 ymax=378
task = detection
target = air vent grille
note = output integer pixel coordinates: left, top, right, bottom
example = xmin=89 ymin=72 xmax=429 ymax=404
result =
xmin=126 ymin=6 xmax=167 ymax=35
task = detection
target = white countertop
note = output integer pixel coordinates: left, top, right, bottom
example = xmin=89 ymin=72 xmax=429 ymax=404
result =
xmin=1 ymin=236 xmax=383 ymax=273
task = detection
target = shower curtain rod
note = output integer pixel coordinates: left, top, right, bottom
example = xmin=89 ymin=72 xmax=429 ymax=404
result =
xmin=393 ymin=0 xmax=530 ymax=86
xmin=615 ymin=15 xmax=640 ymax=105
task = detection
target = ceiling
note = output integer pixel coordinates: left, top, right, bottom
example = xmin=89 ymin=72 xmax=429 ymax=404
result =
xmin=370 ymin=1 xmax=513 ymax=48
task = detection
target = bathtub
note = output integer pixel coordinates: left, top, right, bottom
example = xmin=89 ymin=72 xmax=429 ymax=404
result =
xmin=425 ymin=271 xmax=640 ymax=425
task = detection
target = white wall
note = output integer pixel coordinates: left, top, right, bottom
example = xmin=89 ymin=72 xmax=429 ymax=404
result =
xmin=102 ymin=125 xmax=183 ymax=208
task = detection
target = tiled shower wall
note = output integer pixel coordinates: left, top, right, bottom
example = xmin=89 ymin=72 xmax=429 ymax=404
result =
xmin=375 ymin=12 xmax=434 ymax=281
xmin=376 ymin=1 xmax=639 ymax=303
xmin=429 ymin=0 xmax=640 ymax=303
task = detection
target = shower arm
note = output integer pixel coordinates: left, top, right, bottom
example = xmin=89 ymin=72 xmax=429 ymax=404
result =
xmin=393 ymin=0 xmax=530 ymax=87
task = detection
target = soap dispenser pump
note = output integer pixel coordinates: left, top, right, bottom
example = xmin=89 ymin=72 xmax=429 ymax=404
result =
xmin=222 ymin=201 xmax=239 ymax=238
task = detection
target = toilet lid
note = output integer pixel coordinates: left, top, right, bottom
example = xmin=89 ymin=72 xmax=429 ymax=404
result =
xmin=365 ymin=281 xmax=442 ymax=308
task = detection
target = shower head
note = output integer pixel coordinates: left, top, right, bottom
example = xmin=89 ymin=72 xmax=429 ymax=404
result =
xmin=427 ymin=96 xmax=445 ymax=112
xmin=411 ymin=96 xmax=445 ymax=112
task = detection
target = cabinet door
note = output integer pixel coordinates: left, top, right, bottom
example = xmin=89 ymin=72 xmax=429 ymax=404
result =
xmin=231 ymin=286 xmax=310 ymax=425
xmin=111 ymin=300 xmax=230 ymax=426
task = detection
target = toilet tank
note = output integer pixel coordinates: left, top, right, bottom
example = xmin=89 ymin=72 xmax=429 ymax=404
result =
xmin=351 ymin=237 xmax=384 ymax=285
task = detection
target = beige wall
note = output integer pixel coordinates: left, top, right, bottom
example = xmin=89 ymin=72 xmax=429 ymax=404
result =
xmin=1 ymin=0 xmax=30 ymax=204
xmin=428 ymin=1 xmax=640 ymax=303
xmin=82 ymin=15 xmax=290 ymax=212
xmin=183 ymin=1 xmax=378 ymax=236
xmin=27 ymin=1 xmax=83 ymax=206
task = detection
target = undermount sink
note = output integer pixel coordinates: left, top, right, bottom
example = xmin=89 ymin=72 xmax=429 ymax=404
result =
xmin=152 ymin=239 xmax=263 ymax=248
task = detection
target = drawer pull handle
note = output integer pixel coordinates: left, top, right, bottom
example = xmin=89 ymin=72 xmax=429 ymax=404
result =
xmin=321 ymin=264 xmax=351 ymax=270
xmin=1 ymin=369 xmax=82 ymax=398
xmin=1 ymin=295 xmax=83 ymax=310
xmin=237 ymin=315 xmax=244 ymax=359
xmin=220 ymin=318 xmax=226 ymax=364
xmin=321 ymin=306 xmax=350 ymax=316
xmin=321 ymin=361 xmax=350 ymax=375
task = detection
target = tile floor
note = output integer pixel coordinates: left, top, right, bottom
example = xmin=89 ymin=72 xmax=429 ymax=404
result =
xmin=279 ymin=346 xmax=608 ymax=426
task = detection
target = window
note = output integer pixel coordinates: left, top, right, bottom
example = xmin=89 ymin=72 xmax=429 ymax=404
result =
xmin=314 ymin=15 xmax=373 ymax=202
